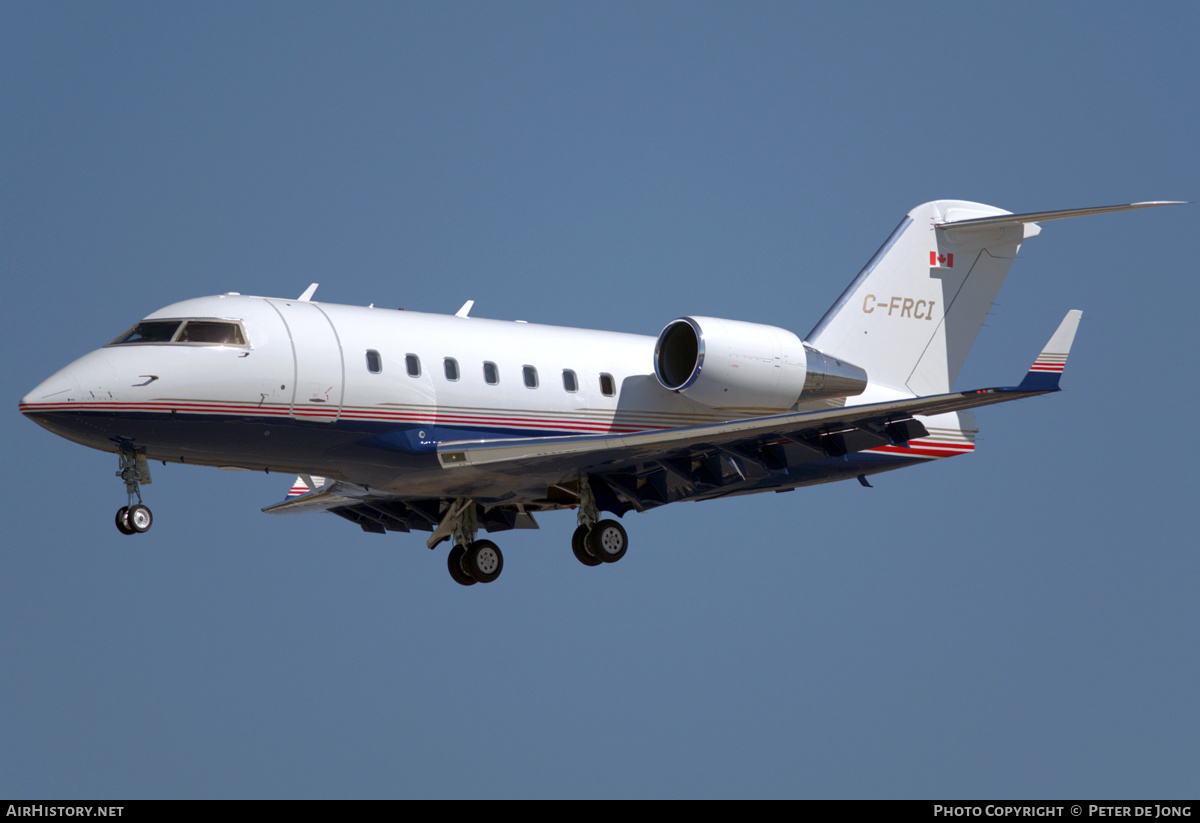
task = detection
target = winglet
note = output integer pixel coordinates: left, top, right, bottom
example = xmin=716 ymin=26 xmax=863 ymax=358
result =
xmin=1015 ymin=310 xmax=1082 ymax=392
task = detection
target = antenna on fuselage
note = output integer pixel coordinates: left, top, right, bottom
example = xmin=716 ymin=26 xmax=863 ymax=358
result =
xmin=298 ymin=283 xmax=319 ymax=302
xmin=455 ymin=300 xmax=475 ymax=318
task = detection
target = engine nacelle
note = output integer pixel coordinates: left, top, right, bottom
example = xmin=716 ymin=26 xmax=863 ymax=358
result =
xmin=653 ymin=316 xmax=868 ymax=411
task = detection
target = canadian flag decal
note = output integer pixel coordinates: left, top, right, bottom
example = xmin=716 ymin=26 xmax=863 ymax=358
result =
xmin=930 ymin=251 xmax=954 ymax=268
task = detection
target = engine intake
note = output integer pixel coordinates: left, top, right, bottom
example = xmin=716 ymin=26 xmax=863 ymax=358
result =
xmin=653 ymin=316 xmax=867 ymax=411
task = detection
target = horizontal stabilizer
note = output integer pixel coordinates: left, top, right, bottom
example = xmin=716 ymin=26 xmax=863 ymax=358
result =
xmin=936 ymin=201 xmax=1183 ymax=231
xmin=1015 ymin=310 xmax=1082 ymax=392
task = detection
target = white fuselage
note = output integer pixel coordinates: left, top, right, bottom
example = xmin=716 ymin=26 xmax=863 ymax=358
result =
xmin=21 ymin=291 xmax=973 ymax=510
xmin=21 ymin=294 xmax=772 ymax=496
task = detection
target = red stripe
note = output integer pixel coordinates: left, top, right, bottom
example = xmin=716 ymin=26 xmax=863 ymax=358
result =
xmin=868 ymin=441 xmax=974 ymax=458
xmin=23 ymin=400 xmax=980 ymax=458
xmin=20 ymin=401 xmax=667 ymax=435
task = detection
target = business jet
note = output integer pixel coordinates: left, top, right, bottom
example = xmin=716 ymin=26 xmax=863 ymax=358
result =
xmin=19 ymin=199 xmax=1180 ymax=585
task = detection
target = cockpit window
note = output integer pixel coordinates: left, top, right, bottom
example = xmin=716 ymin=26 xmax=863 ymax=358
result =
xmin=176 ymin=320 xmax=246 ymax=346
xmin=110 ymin=321 xmax=182 ymax=345
xmin=108 ymin=318 xmax=248 ymax=347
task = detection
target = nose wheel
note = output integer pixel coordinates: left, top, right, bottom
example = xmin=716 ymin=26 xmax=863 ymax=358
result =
xmin=115 ymin=504 xmax=153 ymax=534
xmin=115 ymin=508 xmax=136 ymax=535
xmin=116 ymin=504 xmax=153 ymax=534
xmin=114 ymin=450 xmax=154 ymax=536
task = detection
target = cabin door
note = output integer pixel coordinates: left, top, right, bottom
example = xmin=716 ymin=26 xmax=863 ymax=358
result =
xmin=270 ymin=300 xmax=345 ymax=423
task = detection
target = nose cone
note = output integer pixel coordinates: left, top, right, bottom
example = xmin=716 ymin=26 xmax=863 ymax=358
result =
xmin=22 ymin=349 xmax=120 ymax=408
xmin=20 ymin=351 xmax=122 ymax=451
xmin=21 ymin=347 xmax=120 ymax=443
xmin=20 ymin=367 xmax=87 ymax=444
xmin=20 ymin=368 xmax=81 ymax=411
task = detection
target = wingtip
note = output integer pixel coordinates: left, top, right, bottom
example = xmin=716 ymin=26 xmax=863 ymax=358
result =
xmin=1015 ymin=310 xmax=1081 ymax=392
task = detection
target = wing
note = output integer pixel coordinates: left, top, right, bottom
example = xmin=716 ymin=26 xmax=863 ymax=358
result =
xmin=266 ymin=312 xmax=1080 ymax=534
xmin=439 ymin=311 xmax=1082 ymax=472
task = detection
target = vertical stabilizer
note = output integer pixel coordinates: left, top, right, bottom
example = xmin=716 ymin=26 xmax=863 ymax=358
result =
xmin=806 ymin=199 xmax=1182 ymax=397
xmin=806 ymin=200 xmax=1034 ymax=396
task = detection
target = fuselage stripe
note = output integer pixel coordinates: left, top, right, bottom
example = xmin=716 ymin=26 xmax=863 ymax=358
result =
xmin=19 ymin=401 xmax=981 ymax=447
xmin=18 ymin=400 xmax=674 ymax=435
xmin=864 ymin=440 xmax=975 ymax=458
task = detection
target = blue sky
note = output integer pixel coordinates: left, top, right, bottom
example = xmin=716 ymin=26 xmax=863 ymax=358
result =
xmin=3 ymin=2 xmax=1197 ymax=798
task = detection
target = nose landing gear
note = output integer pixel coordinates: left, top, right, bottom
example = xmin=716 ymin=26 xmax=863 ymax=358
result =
xmin=114 ymin=450 xmax=153 ymax=535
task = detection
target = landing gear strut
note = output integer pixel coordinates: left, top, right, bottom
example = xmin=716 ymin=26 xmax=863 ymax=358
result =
xmin=114 ymin=450 xmax=153 ymax=535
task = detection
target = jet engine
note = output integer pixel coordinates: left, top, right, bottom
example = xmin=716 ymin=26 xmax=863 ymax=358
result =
xmin=653 ymin=316 xmax=868 ymax=411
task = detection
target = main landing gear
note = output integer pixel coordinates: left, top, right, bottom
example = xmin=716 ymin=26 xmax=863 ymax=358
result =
xmin=431 ymin=485 xmax=631 ymax=585
xmin=114 ymin=450 xmax=153 ymax=535
xmin=431 ymin=498 xmax=506 ymax=586
xmin=570 ymin=477 xmax=629 ymax=568
xmin=447 ymin=540 xmax=504 ymax=586
xmin=572 ymin=520 xmax=628 ymax=566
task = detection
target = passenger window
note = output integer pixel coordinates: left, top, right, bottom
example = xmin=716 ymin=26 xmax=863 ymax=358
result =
xmin=523 ymin=365 xmax=539 ymax=389
xmin=562 ymin=370 xmax=578 ymax=392
xmin=483 ymin=362 xmax=499 ymax=385
xmin=366 ymin=350 xmax=382 ymax=374
xmin=405 ymin=354 xmax=421 ymax=377
xmin=444 ymin=358 xmax=460 ymax=381
xmin=600 ymin=373 xmax=615 ymax=397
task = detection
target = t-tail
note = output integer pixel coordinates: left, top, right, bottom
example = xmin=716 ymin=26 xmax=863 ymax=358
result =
xmin=805 ymin=200 xmax=1181 ymax=397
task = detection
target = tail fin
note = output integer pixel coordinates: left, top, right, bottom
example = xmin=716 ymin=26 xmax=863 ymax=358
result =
xmin=805 ymin=199 xmax=1181 ymax=397
xmin=806 ymin=200 xmax=1034 ymax=396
